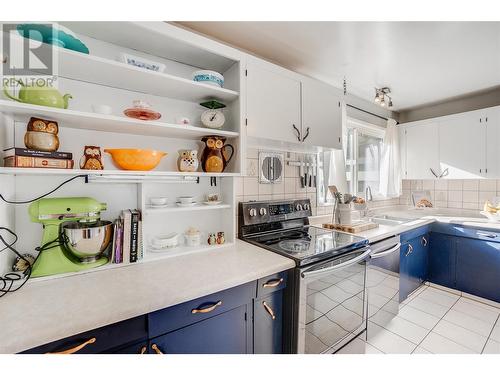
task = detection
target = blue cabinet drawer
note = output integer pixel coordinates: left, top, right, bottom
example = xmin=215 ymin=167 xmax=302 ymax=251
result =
xmin=22 ymin=315 xmax=148 ymax=354
xmin=106 ymin=340 xmax=148 ymax=354
xmin=431 ymin=223 xmax=500 ymax=243
xmin=148 ymin=281 xmax=255 ymax=338
xmin=256 ymin=271 xmax=287 ymax=298
xmin=149 ymin=305 xmax=249 ymax=354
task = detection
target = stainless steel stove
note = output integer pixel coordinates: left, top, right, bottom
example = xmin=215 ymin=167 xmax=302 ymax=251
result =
xmin=239 ymin=199 xmax=371 ymax=354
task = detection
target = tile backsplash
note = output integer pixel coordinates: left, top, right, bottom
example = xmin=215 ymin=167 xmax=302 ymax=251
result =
xmin=401 ymin=179 xmax=500 ymax=210
xmin=235 ymin=148 xmax=399 ymax=218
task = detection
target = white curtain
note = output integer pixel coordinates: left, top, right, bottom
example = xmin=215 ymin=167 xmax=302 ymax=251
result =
xmin=379 ymin=118 xmax=402 ymax=198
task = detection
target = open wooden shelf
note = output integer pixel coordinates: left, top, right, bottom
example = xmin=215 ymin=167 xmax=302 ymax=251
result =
xmin=8 ymin=34 xmax=239 ymax=103
xmin=0 ymin=101 xmax=239 ymax=140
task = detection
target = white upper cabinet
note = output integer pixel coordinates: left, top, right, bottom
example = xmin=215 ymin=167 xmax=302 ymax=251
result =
xmin=484 ymin=107 xmax=500 ymax=178
xmin=245 ymin=62 xmax=301 ymax=143
xmin=401 ymin=120 xmax=440 ymax=179
xmin=438 ymin=111 xmax=486 ymax=179
xmin=400 ymin=105 xmax=500 ymax=180
xmin=301 ymin=78 xmax=343 ymax=149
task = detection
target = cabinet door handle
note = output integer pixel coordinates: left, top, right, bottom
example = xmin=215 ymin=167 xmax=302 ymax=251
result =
xmin=477 ymin=232 xmax=497 ymax=239
xmin=262 ymin=301 xmax=276 ymax=320
xmin=191 ymin=300 xmax=222 ymax=314
xmin=405 ymin=244 xmax=413 ymax=256
xmin=48 ymin=337 xmax=96 ymax=354
xmin=139 ymin=345 xmax=147 ymax=354
xmin=301 ymin=126 xmax=310 ymax=142
xmin=438 ymin=168 xmax=449 ymax=178
xmin=151 ymin=343 xmax=163 ymax=354
xmin=421 ymin=237 xmax=428 ymax=247
xmin=263 ymin=278 xmax=284 ymax=288
xmin=292 ymin=124 xmax=301 ymax=141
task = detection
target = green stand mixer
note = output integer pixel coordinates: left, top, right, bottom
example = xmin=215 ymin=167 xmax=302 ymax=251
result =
xmin=29 ymin=197 xmax=113 ymax=277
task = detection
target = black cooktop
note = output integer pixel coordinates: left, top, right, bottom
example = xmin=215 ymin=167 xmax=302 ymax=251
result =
xmin=245 ymin=225 xmax=368 ymax=267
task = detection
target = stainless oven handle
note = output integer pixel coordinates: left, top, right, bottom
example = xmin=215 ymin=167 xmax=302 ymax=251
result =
xmin=301 ymin=248 xmax=371 ymax=279
xmin=370 ymin=243 xmax=401 ymax=259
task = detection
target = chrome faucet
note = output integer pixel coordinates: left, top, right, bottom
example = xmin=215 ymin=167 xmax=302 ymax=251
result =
xmin=365 ymin=186 xmax=373 ymax=202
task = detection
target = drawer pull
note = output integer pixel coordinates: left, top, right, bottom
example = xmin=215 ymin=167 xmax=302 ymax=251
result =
xmin=405 ymin=244 xmax=413 ymax=257
xmin=151 ymin=343 xmax=163 ymax=354
xmin=48 ymin=337 xmax=96 ymax=354
xmin=421 ymin=237 xmax=428 ymax=247
xmin=478 ymin=232 xmax=497 ymax=239
xmin=263 ymin=278 xmax=284 ymax=288
xmin=262 ymin=301 xmax=276 ymax=320
xmin=191 ymin=300 xmax=222 ymax=314
xmin=140 ymin=346 xmax=147 ymax=354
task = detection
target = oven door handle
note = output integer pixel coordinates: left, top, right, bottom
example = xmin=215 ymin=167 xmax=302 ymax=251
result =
xmin=301 ymin=248 xmax=372 ymax=279
xmin=370 ymin=243 xmax=401 ymax=259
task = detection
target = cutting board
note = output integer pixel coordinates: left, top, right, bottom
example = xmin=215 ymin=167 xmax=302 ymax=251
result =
xmin=323 ymin=221 xmax=379 ymax=233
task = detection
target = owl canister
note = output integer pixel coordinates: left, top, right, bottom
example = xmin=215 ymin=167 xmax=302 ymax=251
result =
xmin=177 ymin=149 xmax=199 ymax=172
xmin=24 ymin=117 xmax=60 ymax=152
xmin=200 ymin=136 xmax=234 ymax=173
xmin=80 ymin=146 xmax=104 ymax=170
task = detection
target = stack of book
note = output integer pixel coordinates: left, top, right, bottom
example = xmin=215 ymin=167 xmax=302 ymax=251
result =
xmin=111 ymin=209 xmax=144 ymax=264
xmin=3 ymin=147 xmax=74 ymax=169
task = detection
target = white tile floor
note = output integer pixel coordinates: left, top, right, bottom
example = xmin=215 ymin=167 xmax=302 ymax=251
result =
xmin=337 ymin=285 xmax=500 ymax=354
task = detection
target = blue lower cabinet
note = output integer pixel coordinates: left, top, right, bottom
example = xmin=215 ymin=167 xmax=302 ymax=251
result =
xmin=428 ymin=232 xmax=457 ymax=288
xmin=148 ymin=305 xmax=249 ymax=354
xmin=22 ymin=315 xmax=148 ymax=354
xmin=400 ymin=233 xmax=429 ymax=302
xmin=22 ymin=274 xmax=287 ymax=354
xmin=253 ymin=291 xmax=283 ymax=354
xmin=456 ymin=237 xmax=500 ymax=302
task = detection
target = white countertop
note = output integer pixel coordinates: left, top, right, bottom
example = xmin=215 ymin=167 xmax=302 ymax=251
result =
xmin=310 ymin=206 xmax=500 ymax=243
xmin=0 ymin=240 xmax=295 ymax=354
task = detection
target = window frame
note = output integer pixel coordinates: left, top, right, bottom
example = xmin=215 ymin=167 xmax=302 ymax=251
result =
xmin=344 ymin=117 xmax=386 ymax=199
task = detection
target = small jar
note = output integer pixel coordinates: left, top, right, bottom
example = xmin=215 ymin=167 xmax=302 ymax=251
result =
xmin=185 ymin=227 xmax=201 ymax=247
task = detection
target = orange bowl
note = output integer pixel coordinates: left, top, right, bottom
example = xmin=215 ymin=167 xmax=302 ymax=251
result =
xmin=104 ymin=149 xmax=167 ymax=171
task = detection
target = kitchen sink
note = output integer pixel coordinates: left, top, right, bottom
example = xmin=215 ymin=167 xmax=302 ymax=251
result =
xmin=370 ymin=215 xmax=413 ymax=226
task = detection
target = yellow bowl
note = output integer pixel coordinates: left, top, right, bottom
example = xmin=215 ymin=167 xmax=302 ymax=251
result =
xmin=104 ymin=149 xmax=167 ymax=171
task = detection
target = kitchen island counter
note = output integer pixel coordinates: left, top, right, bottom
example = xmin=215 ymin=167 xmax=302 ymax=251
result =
xmin=0 ymin=240 xmax=295 ymax=353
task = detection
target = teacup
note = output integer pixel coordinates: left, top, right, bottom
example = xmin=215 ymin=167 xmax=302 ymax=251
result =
xmin=206 ymin=193 xmax=220 ymax=202
xmin=150 ymin=197 xmax=168 ymax=206
xmin=178 ymin=196 xmax=195 ymax=205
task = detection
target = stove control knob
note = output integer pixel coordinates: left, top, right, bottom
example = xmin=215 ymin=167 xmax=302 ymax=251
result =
xmin=259 ymin=207 xmax=267 ymax=216
xmin=296 ymin=204 xmax=303 ymax=211
xmin=249 ymin=208 xmax=257 ymax=217
xmin=304 ymin=203 xmax=311 ymax=210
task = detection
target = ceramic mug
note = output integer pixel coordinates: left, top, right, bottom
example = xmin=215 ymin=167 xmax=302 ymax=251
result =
xmin=178 ymin=196 xmax=195 ymax=205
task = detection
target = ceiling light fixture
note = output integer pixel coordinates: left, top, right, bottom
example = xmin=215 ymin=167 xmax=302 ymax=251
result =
xmin=374 ymin=87 xmax=393 ymax=108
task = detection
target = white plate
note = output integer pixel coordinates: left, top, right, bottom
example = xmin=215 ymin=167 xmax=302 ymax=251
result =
xmin=203 ymin=201 xmax=223 ymax=205
xmin=176 ymin=202 xmax=197 ymax=207
xmin=480 ymin=211 xmax=500 ymax=222
xmin=148 ymin=245 xmax=179 ymax=253
xmin=148 ymin=204 xmax=170 ymax=209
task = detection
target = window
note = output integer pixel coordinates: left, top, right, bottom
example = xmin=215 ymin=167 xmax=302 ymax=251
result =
xmin=344 ymin=118 xmax=385 ymax=198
